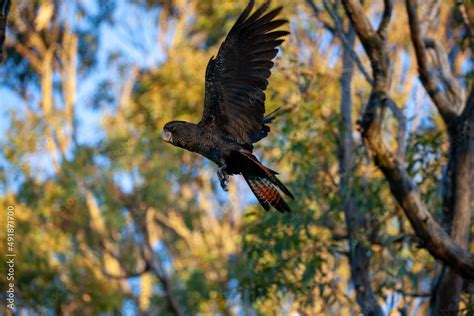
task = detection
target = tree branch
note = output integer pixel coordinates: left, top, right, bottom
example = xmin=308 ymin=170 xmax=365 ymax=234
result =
xmin=100 ymin=256 xmax=151 ymax=280
xmin=319 ymin=0 xmax=374 ymax=86
xmin=341 ymin=0 xmax=474 ymax=279
xmin=138 ymin=208 xmax=183 ymax=316
xmin=304 ymin=0 xmax=336 ymax=33
xmin=386 ymin=98 xmax=407 ymax=158
xmin=0 ymin=0 xmax=11 ymax=63
xmin=424 ymin=38 xmax=465 ymax=111
xmin=396 ymin=289 xmax=431 ymax=298
xmin=457 ymin=1 xmax=473 ymax=52
xmin=406 ymin=0 xmax=459 ymax=126
xmin=377 ymin=0 xmax=393 ymax=38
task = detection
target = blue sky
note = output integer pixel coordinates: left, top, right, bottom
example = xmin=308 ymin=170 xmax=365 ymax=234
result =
xmin=0 ymin=0 xmax=168 ymax=192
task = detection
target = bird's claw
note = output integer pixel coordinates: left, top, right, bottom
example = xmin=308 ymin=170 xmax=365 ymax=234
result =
xmin=217 ymin=166 xmax=230 ymax=191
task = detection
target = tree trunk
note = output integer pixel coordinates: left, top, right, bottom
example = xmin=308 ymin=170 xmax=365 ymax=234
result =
xmin=0 ymin=0 xmax=11 ymax=63
xmin=431 ymin=91 xmax=473 ymax=315
xmin=339 ymin=25 xmax=383 ymax=316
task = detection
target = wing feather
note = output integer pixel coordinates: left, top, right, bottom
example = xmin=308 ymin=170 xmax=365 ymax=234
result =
xmin=199 ymin=0 xmax=289 ymax=145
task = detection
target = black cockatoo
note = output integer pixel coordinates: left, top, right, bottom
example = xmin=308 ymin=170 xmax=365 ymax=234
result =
xmin=162 ymin=0 xmax=293 ymax=212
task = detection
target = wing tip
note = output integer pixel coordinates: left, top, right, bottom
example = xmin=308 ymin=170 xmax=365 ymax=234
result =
xmin=233 ymin=0 xmax=256 ymax=29
xmin=259 ymin=0 xmax=272 ymax=12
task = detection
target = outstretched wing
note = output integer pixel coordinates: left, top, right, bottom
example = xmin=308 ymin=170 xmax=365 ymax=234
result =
xmin=199 ymin=0 xmax=289 ymax=146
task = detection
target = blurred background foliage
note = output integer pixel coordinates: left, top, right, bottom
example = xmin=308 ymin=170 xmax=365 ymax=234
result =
xmin=0 ymin=0 xmax=472 ymax=315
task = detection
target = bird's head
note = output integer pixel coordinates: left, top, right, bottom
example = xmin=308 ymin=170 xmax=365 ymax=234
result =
xmin=162 ymin=121 xmax=197 ymax=150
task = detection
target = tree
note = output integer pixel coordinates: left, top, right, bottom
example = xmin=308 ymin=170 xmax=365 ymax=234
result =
xmin=340 ymin=0 xmax=473 ymax=314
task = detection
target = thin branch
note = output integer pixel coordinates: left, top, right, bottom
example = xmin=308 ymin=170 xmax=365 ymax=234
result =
xmin=0 ymin=0 xmax=9 ymax=21
xmin=0 ymin=0 xmax=10 ymax=64
xmin=396 ymin=289 xmax=431 ymax=298
xmin=406 ymin=0 xmax=458 ymax=126
xmin=377 ymin=0 xmax=393 ymax=38
xmin=144 ymin=242 xmax=183 ymax=316
xmin=386 ymin=98 xmax=407 ymax=158
xmin=137 ymin=208 xmax=183 ymax=316
xmin=424 ymin=38 xmax=465 ymax=111
xmin=457 ymin=1 xmax=473 ymax=52
xmin=320 ymin=0 xmax=374 ymax=86
xmin=421 ymin=0 xmax=442 ymax=30
xmin=100 ymin=259 xmax=151 ymax=280
xmin=341 ymin=0 xmax=388 ymax=88
xmin=304 ymin=0 xmax=336 ymax=33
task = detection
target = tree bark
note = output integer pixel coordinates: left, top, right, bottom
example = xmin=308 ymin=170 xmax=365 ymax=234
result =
xmin=339 ymin=23 xmax=383 ymax=316
xmin=0 ymin=0 xmax=11 ymax=64
xmin=430 ymin=90 xmax=473 ymax=315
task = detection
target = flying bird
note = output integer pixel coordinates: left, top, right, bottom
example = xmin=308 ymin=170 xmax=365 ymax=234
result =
xmin=162 ymin=0 xmax=293 ymax=212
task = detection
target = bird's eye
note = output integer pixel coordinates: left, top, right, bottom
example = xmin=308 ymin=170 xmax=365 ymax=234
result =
xmin=162 ymin=129 xmax=173 ymax=143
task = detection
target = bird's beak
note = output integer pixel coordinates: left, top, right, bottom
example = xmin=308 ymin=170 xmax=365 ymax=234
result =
xmin=162 ymin=129 xmax=172 ymax=143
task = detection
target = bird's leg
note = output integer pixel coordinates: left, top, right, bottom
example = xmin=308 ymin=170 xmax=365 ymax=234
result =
xmin=217 ymin=164 xmax=230 ymax=191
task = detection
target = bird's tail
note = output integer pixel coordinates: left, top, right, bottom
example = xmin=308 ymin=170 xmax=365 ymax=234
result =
xmin=238 ymin=151 xmax=294 ymax=213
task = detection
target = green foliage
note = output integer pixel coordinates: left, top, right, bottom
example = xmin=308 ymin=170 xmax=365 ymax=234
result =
xmin=406 ymin=129 xmax=445 ymax=213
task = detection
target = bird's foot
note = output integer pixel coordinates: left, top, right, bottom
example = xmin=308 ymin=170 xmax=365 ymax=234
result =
xmin=217 ymin=165 xmax=230 ymax=191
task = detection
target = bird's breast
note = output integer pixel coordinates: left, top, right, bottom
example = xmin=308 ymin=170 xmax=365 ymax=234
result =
xmin=194 ymin=130 xmax=242 ymax=167
xmin=190 ymin=131 xmax=221 ymax=164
